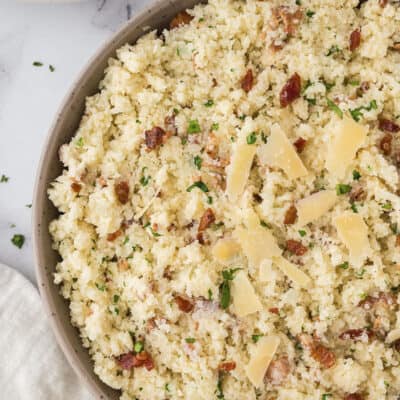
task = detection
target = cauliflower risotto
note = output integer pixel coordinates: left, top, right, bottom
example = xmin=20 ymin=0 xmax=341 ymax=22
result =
xmin=49 ymin=0 xmax=400 ymax=398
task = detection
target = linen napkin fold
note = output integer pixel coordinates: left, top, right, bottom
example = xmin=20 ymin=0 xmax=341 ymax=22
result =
xmin=0 ymin=263 xmax=92 ymax=400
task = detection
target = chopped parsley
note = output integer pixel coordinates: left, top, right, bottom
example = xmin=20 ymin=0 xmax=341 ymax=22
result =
xmin=327 ymin=98 xmax=343 ymax=118
xmin=298 ymin=230 xmax=307 ymax=237
xmin=144 ymin=222 xmax=162 ymax=237
xmin=49 ymin=65 xmax=55 ymax=72
xmin=336 ymin=183 xmax=351 ymax=195
xmin=246 ymin=132 xmax=257 ymax=145
xmin=188 ymin=119 xmax=201 ymax=134
xmin=194 ymin=155 xmax=202 ymax=170
xmin=207 ymin=196 xmax=213 ymax=204
xmin=326 ymin=45 xmax=341 ymax=56
xmin=140 ymin=167 xmax=151 ymax=186
xmin=322 ymin=395 xmax=332 ymax=400
xmin=95 ymin=282 xmax=106 ymax=291
xmin=165 ymin=383 xmax=170 ymax=392
xmin=208 ymin=288 xmax=213 ymax=301
xmin=382 ymin=202 xmax=392 ymax=211
xmin=349 ymin=100 xmax=378 ymax=122
xmin=220 ymin=268 xmax=241 ymax=309
xmin=187 ymin=180 xmax=209 ymax=193
xmin=306 ymin=10 xmax=315 ymax=17
xmin=33 ymin=61 xmax=43 ymax=67
xmin=261 ymin=131 xmax=268 ymax=144
xmin=216 ymin=374 xmax=225 ymax=399
xmin=338 ymin=261 xmax=349 ymax=270
xmin=26 ymin=204 xmax=32 ymax=208
xmin=305 ymin=97 xmax=317 ymax=105
xmin=185 ymin=337 xmax=196 ymax=343
xmin=113 ymin=294 xmax=120 ymax=303
xmin=351 ymin=203 xmax=358 ymax=213
xmin=390 ymin=223 xmax=398 ymax=234
xmin=356 ymin=268 xmax=366 ymax=278
xmin=11 ymin=234 xmax=25 ymax=249
xmin=352 ymin=170 xmax=361 ymax=180
xmin=75 ymin=137 xmax=84 ymax=147
xmin=134 ymin=341 xmax=144 ymax=353
xmin=211 ymin=122 xmax=219 ymax=131
xmin=322 ymin=80 xmax=335 ymax=92
xmin=344 ymin=78 xmax=360 ymax=86
xmin=238 ymin=114 xmax=246 ymax=121
xmin=0 ymin=174 xmax=9 ymax=183
xmin=204 ymin=99 xmax=214 ymax=107
xmin=251 ymin=334 xmax=264 ymax=343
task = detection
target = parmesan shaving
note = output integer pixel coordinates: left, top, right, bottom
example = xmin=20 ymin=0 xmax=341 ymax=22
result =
xmin=231 ymin=271 xmax=262 ymax=317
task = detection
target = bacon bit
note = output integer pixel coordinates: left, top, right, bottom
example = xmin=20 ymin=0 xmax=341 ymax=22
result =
xmin=241 ymin=69 xmax=254 ymax=93
xmin=169 ymin=11 xmax=193 ymax=29
xmin=253 ymin=193 xmax=263 ymax=203
xmin=198 ymin=208 xmax=216 ymax=232
xmin=164 ymin=114 xmax=177 ymax=135
xmin=163 ymin=266 xmax=173 ymax=280
xmin=344 ymin=394 xmax=364 ymax=400
xmin=379 ymin=118 xmax=400 ymax=133
xmin=349 ymin=29 xmax=361 ymax=51
xmin=143 ymin=357 xmax=155 ymax=371
xmin=269 ymin=307 xmax=279 ymax=314
xmin=115 ymin=181 xmax=130 ymax=204
xmin=286 ymin=239 xmax=307 ymax=256
xmin=175 ymin=294 xmax=194 ymax=312
xmin=393 ymin=339 xmax=400 ymax=352
xmin=379 ymin=0 xmax=388 ymax=6
xmin=116 ymin=353 xmax=136 ymax=370
xmin=197 ymin=231 xmax=209 ymax=245
xmin=280 ymin=73 xmax=301 ymax=108
xmin=349 ymin=184 xmax=366 ymax=203
xmin=293 ymin=137 xmax=307 ymax=153
xmin=107 ymin=229 xmax=122 ymax=242
xmin=360 ymin=81 xmax=370 ymax=92
xmin=144 ymin=126 xmax=166 ymax=150
xmin=265 ymin=356 xmax=291 ymax=385
xmin=339 ymin=329 xmax=373 ymax=342
xmin=118 ymin=258 xmax=129 ymax=271
xmin=284 ymin=205 xmax=298 ymax=225
xmin=358 ymin=292 xmax=397 ymax=310
xmin=98 ymin=176 xmax=107 ymax=187
xmin=396 ymin=235 xmax=400 ymax=247
xmin=71 ymin=182 xmax=82 ymax=193
xmin=379 ymin=134 xmax=393 ymax=156
xmin=134 ymin=351 xmax=155 ymax=371
xmin=218 ymin=361 xmax=236 ymax=372
xmin=271 ymin=6 xmax=303 ymax=36
xmin=310 ymin=344 xmax=336 ymax=369
xmin=146 ymin=318 xmax=157 ymax=333
xmin=392 ymin=43 xmax=400 ymax=51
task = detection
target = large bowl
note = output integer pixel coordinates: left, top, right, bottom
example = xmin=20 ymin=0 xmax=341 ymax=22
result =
xmin=32 ymin=1 xmax=202 ymax=398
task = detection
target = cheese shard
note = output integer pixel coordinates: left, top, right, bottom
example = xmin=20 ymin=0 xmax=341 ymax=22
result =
xmin=226 ymin=139 xmax=257 ymax=201
xmin=231 ymin=271 xmax=262 ymax=317
xmin=333 ymin=212 xmax=370 ymax=264
xmin=296 ymin=190 xmax=337 ymax=227
xmin=274 ymin=257 xmax=312 ymax=288
xmin=386 ymin=329 xmax=400 ymax=344
xmin=326 ymin=116 xmax=368 ymax=179
xmin=245 ymin=335 xmax=280 ymax=387
xmin=212 ymin=238 xmax=241 ymax=265
xmin=259 ymin=259 xmax=273 ymax=282
xmin=257 ymin=124 xmax=308 ymax=179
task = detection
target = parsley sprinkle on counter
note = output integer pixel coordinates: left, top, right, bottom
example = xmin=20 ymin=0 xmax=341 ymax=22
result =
xmin=1 ymin=174 xmax=9 ymax=183
xmin=11 ymin=234 xmax=25 ymax=249
xmin=33 ymin=61 xmax=43 ymax=67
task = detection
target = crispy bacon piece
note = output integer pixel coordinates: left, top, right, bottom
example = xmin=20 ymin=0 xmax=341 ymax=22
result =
xmin=116 ymin=352 xmax=136 ymax=370
xmin=339 ymin=329 xmax=373 ymax=342
xmin=349 ymin=184 xmax=366 ymax=203
xmin=280 ymin=73 xmax=301 ymax=108
xmin=358 ymin=292 xmax=397 ymax=310
xmin=379 ymin=118 xmax=400 ymax=133
xmin=107 ymin=229 xmax=123 ymax=242
xmin=379 ymin=0 xmax=388 ymax=6
xmin=115 ymin=181 xmax=130 ymax=204
xmin=265 ymin=356 xmax=291 ymax=385
xmin=135 ymin=351 xmax=155 ymax=371
xmin=198 ymin=208 xmax=216 ymax=232
xmin=349 ymin=29 xmax=361 ymax=51
xmin=145 ymin=127 xmax=166 ymax=150
xmin=271 ymin=6 xmax=303 ymax=36
xmin=71 ymin=182 xmax=82 ymax=193
xmin=286 ymin=239 xmax=307 ymax=256
xmin=310 ymin=344 xmax=336 ymax=369
xmin=175 ymin=294 xmax=194 ymax=312
xmin=218 ymin=361 xmax=236 ymax=372
xmin=284 ymin=205 xmax=298 ymax=225
xmin=164 ymin=114 xmax=177 ymax=135
xmin=269 ymin=307 xmax=279 ymax=315
xmin=396 ymin=235 xmax=400 ymax=247
xmin=293 ymin=137 xmax=307 ymax=153
xmin=379 ymin=134 xmax=393 ymax=156
xmin=344 ymin=394 xmax=364 ymax=400
xmin=241 ymin=69 xmax=254 ymax=93
xmin=169 ymin=11 xmax=193 ymax=29
xmin=146 ymin=317 xmax=157 ymax=333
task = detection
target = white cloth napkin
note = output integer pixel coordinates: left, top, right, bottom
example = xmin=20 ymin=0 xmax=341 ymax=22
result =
xmin=0 ymin=263 xmax=93 ymax=400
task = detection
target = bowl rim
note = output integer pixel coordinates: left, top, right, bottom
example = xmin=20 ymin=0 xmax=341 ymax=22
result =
xmin=32 ymin=0 xmax=200 ymax=398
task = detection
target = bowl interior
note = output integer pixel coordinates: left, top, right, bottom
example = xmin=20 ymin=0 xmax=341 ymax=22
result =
xmin=33 ymin=1 xmax=202 ymax=398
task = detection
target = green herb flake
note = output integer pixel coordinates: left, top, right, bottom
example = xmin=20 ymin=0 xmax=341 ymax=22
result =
xmin=238 ymin=114 xmax=246 ymax=121
xmin=26 ymin=204 xmax=32 ymax=208
xmin=11 ymin=234 xmax=25 ymax=249
xmin=216 ymin=374 xmax=224 ymax=399
xmin=323 ymin=80 xmax=335 ymax=92
xmin=114 ymin=307 xmax=119 ymax=315
xmin=208 ymin=288 xmax=213 ymax=301
xmin=251 ymin=334 xmax=264 ymax=343
xmin=144 ymin=223 xmax=162 ymax=237
xmin=322 ymin=394 xmax=332 ymax=400
xmin=295 ymin=0 xmax=301 ymax=4
xmin=351 ymin=202 xmax=358 ymax=213
xmin=113 ymin=294 xmax=120 ymax=303
xmin=140 ymin=174 xmax=151 ymax=187
xmin=187 ymin=181 xmax=209 ymax=193
xmin=326 ymin=45 xmax=340 ymax=56
xmin=327 ymin=98 xmax=343 ymax=118
xmin=305 ymin=97 xmax=317 ymax=105
xmin=185 ymin=337 xmax=196 ymax=343
xmin=246 ymin=132 xmax=257 ymax=145
xmin=390 ymin=223 xmax=398 ymax=234
xmin=298 ymin=230 xmax=307 ymax=237
xmin=352 ymin=170 xmax=361 ymax=180
xmin=194 ymin=155 xmax=202 ymax=170
xmin=382 ymin=202 xmax=392 ymax=211
xmin=356 ymin=268 xmax=366 ymax=278
xmin=33 ymin=61 xmax=43 ymax=67
xmin=165 ymin=383 xmax=170 ymax=392
xmin=134 ymin=341 xmax=144 ymax=353
xmin=349 ymin=100 xmax=378 ymax=122
xmin=336 ymin=183 xmax=351 ymax=195
xmin=306 ymin=10 xmax=315 ymax=17
xmin=207 ymin=196 xmax=213 ymax=204
xmin=338 ymin=261 xmax=349 ymax=270
xmin=261 ymin=131 xmax=268 ymax=144
xmin=75 ymin=137 xmax=84 ymax=147
xmin=0 ymin=174 xmax=9 ymax=183
xmin=204 ymin=99 xmax=214 ymax=107
xmin=220 ymin=268 xmax=241 ymax=309
xmin=49 ymin=65 xmax=55 ymax=72
xmin=181 ymin=136 xmax=188 ymax=145
xmin=211 ymin=122 xmax=219 ymax=131
xmin=95 ymin=282 xmax=106 ymax=291
xmin=188 ymin=119 xmax=201 ymax=134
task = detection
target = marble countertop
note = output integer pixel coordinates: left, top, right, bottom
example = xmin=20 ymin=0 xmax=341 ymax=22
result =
xmin=0 ymin=0 xmax=148 ymax=284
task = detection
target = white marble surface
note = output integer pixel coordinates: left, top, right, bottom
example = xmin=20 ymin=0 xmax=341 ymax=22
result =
xmin=0 ymin=0 xmax=148 ymax=284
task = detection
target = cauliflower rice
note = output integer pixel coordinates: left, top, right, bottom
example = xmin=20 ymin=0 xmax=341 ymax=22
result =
xmin=49 ymin=0 xmax=400 ymax=399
